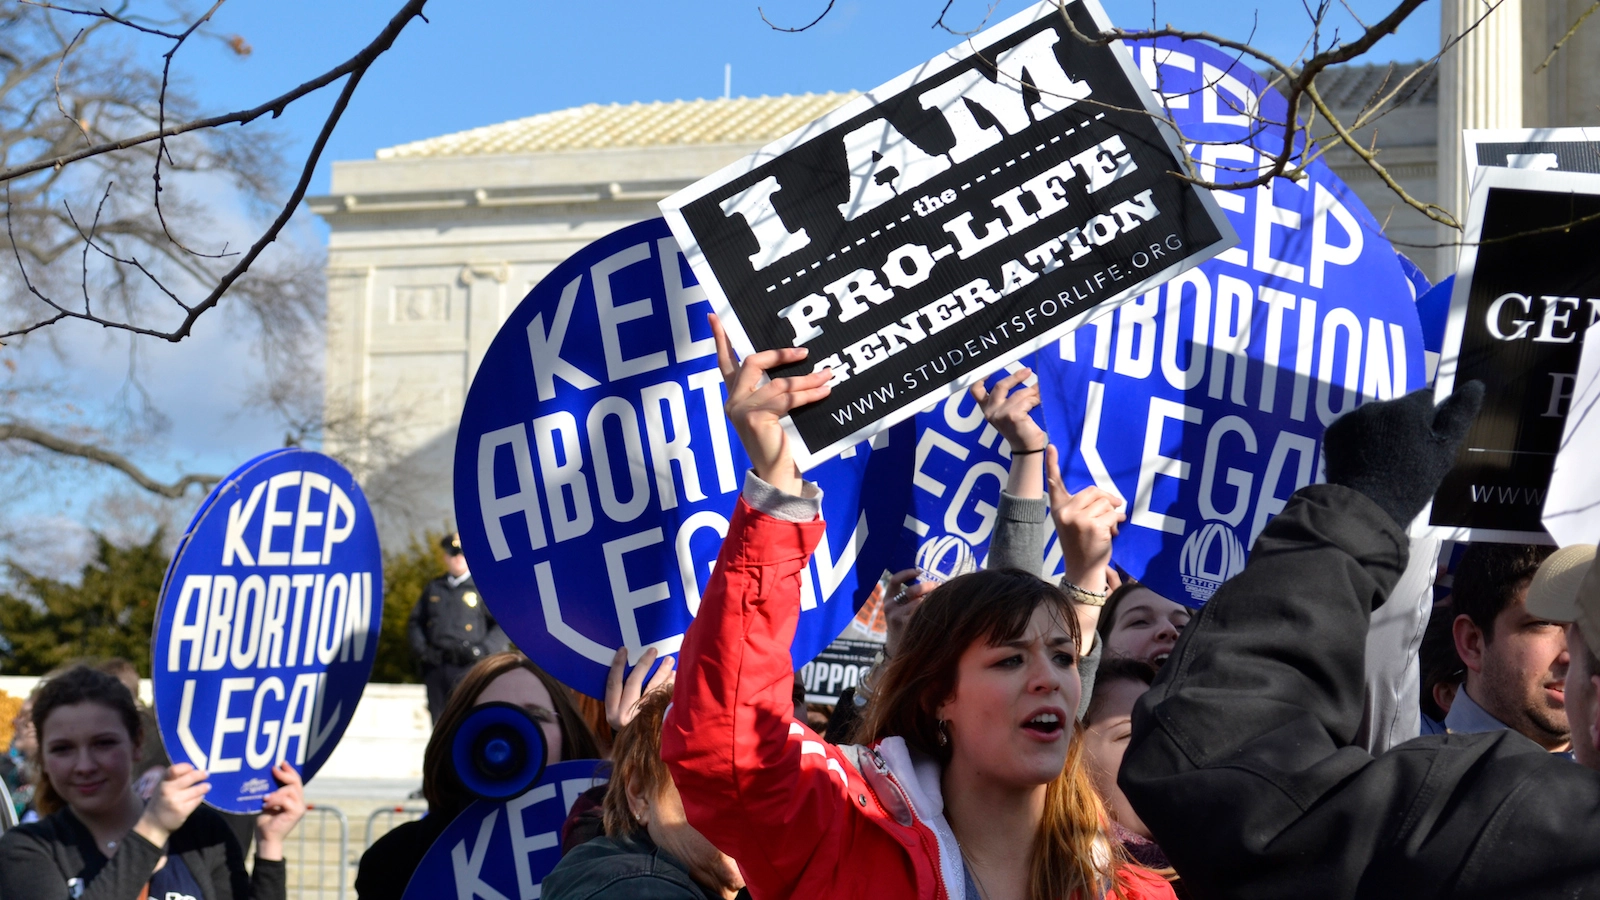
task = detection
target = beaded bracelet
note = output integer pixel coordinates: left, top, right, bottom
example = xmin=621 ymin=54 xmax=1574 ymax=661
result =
xmin=1063 ymin=579 xmax=1109 ymax=607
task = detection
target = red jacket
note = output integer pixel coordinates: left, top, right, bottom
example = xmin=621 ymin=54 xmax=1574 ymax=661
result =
xmin=662 ymin=497 xmax=1175 ymax=900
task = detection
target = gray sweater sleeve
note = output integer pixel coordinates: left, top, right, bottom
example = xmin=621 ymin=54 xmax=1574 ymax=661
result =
xmin=986 ymin=492 xmax=1049 ymax=576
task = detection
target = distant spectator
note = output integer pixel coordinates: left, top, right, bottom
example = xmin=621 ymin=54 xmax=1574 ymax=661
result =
xmin=1449 ymin=543 xmax=1567 ymax=751
xmin=1418 ymin=602 xmax=1465 ymax=734
xmin=408 ymin=532 xmax=511 ymax=723
xmin=0 ymin=696 xmax=37 ymax=823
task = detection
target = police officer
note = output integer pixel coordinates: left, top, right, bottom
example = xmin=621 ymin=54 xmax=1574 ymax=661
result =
xmin=408 ymin=533 xmax=510 ymax=722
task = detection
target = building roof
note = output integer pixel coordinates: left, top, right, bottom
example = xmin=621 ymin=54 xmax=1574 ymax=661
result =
xmin=376 ymin=59 xmax=1434 ymax=161
xmin=377 ymin=92 xmax=861 ymax=158
xmin=1306 ymin=60 xmax=1438 ymax=109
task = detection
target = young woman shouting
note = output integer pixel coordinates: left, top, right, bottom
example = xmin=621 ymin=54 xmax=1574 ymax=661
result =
xmin=662 ymin=316 xmax=1171 ymax=900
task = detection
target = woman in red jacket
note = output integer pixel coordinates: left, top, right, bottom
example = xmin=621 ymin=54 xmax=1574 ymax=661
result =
xmin=661 ymin=316 xmax=1172 ymax=900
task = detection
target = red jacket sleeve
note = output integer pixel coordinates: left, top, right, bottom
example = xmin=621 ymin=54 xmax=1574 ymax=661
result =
xmin=661 ymin=496 xmax=868 ymax=892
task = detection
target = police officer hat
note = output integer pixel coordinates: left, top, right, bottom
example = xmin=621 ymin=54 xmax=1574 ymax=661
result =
xmin=442 ymin=532 xmax=463 ymax=556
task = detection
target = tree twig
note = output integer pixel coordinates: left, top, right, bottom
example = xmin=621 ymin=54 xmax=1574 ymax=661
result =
xmin=0 ymin=422 xmax=220 ymax=498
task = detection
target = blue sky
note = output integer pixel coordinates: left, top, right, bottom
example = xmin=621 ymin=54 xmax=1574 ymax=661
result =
xmin=15 ymin=0 xmax=1442 ymax=563
xmin=179 ymin=0 xmax=1441 ymax=205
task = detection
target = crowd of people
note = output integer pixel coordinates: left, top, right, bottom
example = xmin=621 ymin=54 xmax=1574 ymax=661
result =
xmin=5 ymin=309 xmax=1600 ymax=899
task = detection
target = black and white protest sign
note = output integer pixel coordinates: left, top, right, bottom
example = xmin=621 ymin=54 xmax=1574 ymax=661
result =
xmin=1464 ymin=127 xmax=1600 ymax=180
xmin=660 ymin=0 xmax=1234 ymax=467
xmin=1421 ymin=167 xmax=1600 ymax=543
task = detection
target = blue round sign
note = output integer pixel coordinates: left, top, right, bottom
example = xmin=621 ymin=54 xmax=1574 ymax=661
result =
xmin=454 ymin=218 xmax=912 ymax=700
xmin=153 ymin=448 xmax=383 ymax=812
xmin=400 ymin=759 xmax=608 ymax=900
xmin=1036 ymin=37 xmax=1425 ymax=608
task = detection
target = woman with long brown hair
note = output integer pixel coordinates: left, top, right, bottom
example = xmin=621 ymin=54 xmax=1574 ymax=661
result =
xmin=355 ymin=652 xmax=600 ymax=900
xmin=661 ymin=316 xmax=1171 ymax=900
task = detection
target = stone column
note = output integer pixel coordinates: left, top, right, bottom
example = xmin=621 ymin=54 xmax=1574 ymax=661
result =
xmin=1438 ymin=0 xmax=1523 ymax=275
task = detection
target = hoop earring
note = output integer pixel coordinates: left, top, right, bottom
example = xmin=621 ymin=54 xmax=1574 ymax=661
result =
xmin=936 ymin=719 xmax=949 ymax=747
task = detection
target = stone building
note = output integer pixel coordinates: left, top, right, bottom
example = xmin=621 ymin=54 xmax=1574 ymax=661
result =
xmin=314 ymin=2 xmax=1597 ymax=537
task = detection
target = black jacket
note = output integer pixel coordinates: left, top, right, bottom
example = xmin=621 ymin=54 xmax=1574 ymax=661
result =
xmin=354 ymin=812 xmax=454 ymax=900
xmin=543 ymin=832 xmax=739 ymax=900
xmin=1121 ymin=484 xmax=1600 ymax=898
xmin=0 ymin=803 xmax=285 ymax=900
xmin=406 ymin=574 xmax=508 ymax=668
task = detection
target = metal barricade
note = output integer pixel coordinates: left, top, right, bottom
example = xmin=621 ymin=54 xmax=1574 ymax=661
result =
xmin=363 ymin=804 xmax=428 ymax=851
xmin=287 ymin=804 xmax=349 ymax=900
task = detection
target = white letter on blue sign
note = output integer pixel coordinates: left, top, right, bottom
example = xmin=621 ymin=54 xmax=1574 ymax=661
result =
xmin=246 ymin=676 xmax=285 ymax=770
xmin=223 ymin=483 xmax=265 ymax=567
xmin=478 ymin=424 xmax=549 ymax=562
xmin=605 ymin=528 xmax=679 ymax=662
xmin=451 ymin=811 xmax=510 ymax=900
xmin=257 ymin=472 xmax=301 ymax=567
xmin=526 ymin=275 xmax=600 ymax=403
xmin=207 ymin=677 xmax=252 ymax=774
xmin=169 ymin=576 xmax=210 ymax=672
xmin=292 ymin=472 xmax=330 ymax=566
xmin=592 ymin=241 xmax=669 ymax=382
xmin=1133 ymin=398 xmax=1202 ymax=535
xmin=509 ymin=783 xmax=560 ymax=898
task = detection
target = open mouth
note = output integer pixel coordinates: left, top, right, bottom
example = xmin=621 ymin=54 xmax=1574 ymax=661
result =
xmin=1021 ymin=712 xmax=1064 ymax=735
xmin=1152 ymin=652 xmax=1171 ymax=668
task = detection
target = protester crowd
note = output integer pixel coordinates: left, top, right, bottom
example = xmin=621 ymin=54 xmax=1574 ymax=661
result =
xmin=4 ymin=311 xmax=1599 ymax=899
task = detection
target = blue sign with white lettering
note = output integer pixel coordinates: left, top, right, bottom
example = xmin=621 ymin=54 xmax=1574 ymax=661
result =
xmin=1036 ymin=37 xmax=1425 ymax=607
xmin=400 ymin=760 xmax=608 ymax=900
xmin=153 ymin=449 xmax=382 ymax=812
xmin=454 ymin=218 xmax=917 ymax=700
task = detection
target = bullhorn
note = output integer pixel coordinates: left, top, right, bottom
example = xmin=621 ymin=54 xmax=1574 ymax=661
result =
xmin=450 ymin=701 xmax=549 ymax=800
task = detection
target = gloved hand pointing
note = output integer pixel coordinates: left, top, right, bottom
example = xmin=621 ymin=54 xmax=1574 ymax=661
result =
xmin=1322 ymin=382 xmax=1485 ymax=529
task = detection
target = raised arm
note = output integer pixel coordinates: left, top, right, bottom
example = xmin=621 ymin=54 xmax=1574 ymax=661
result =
xmin=1119 ymin=386 xmax=1504 ymax=897
xmin=975 ymin=368 xmax=1051 ymax=575
xmin=662 ymin=316 xmax=868 ymax=893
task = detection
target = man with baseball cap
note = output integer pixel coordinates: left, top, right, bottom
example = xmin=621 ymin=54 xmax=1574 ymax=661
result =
xmin=1524 ymin=543 xmax=1600 ymax=770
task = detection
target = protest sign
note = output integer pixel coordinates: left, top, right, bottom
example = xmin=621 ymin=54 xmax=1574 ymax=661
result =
xmin=1464 ymin=127 xmax=1600 ymax=181
xmin=154 ymin=449 xmax=381 ymax=812
xmin=400 ymin=760 xmax=607 ymax=900
xmin=1036 ymin=36 xmax=1425 ymax=608
xmin=1543 ymin=332 xmax=1600 ymax=547
xmin=1421 ymin=167 xmax=1600 ymax=543
xmin=454 ymin=218 xmax=913 ymax=701
xmin=660 ymin=0 xmax=1235 ymax=469
xmin=1417 ymin=276 xmax=1455 ymax=383
xmin=453 ymin=216 xmax=1070 ymax=704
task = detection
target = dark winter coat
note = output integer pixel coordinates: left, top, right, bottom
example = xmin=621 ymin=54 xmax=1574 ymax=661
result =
xmin=1121 ymin=484 xmax=1600 ymax=898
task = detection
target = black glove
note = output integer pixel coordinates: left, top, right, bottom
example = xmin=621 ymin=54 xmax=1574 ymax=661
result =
xmin=1322 ymin=382 xmax=1485 ymax=528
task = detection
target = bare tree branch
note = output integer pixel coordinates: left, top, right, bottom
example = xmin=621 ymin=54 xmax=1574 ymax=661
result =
xmin=0 ymin=422 xmax=219 ymax=498
xmin=1536 ymin=0 xmax=1599 ymax=73
xmin=1 ymin=0 xmax=430 ymax=344
xmin=758 ymin=1 xmax=835 ymax=33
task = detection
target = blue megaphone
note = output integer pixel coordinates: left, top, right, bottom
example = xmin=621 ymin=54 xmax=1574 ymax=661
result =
xmin=450 ymin=701 xmax=549 ymax=800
